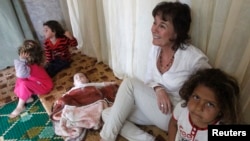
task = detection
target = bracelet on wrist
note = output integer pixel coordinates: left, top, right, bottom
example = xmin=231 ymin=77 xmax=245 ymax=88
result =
xmin=155 ymin=87 xmax=165 ymax=93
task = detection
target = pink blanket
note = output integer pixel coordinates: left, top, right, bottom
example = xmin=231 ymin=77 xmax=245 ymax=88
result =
xmin=50 ymin=85 xmax=118 ymax=141
xmin=53 ymin=100 xmax=108 ymax=140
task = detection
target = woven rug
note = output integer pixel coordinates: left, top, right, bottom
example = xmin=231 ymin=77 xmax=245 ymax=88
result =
xmin=0 ymin=97 xmax=63 ymax=141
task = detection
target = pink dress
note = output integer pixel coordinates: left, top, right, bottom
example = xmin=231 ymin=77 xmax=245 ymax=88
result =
xmin=14 ymin=59 xmax=53 ymax=101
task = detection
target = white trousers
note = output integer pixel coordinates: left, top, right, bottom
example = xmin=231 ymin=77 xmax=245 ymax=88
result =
xmin=100 ymin=78 xmax=171 ymax=141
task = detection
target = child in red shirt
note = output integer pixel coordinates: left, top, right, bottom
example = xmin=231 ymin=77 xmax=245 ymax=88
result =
xmin=43 ymin=20 xmax=78 ymax=77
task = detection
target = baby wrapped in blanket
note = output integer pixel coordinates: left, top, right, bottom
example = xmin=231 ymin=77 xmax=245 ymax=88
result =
xmin=72 ymin=72 xmax=116 ymax=90
xmin=51 ymin=73 xmax=118 ymax=141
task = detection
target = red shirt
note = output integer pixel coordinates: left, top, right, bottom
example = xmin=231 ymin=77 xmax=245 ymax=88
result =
xmin=44 ymin=36 xmax=78 ymax=62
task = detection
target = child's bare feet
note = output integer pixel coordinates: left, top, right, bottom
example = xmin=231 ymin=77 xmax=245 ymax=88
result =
xmin=8 ymin=106 xmax=25 ymax=118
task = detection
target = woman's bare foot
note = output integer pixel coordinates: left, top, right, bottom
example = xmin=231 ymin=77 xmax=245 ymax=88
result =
xmin=8 ymin=106 xmax=25 ymax=118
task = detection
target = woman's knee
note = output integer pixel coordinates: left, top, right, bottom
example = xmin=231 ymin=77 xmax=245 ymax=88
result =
xmin=122 ymin=77 xmax=141 ymax=87
xmin=102 ymin=107 xmax=112 ymax=122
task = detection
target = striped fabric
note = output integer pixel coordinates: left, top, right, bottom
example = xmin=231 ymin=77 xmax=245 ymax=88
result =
xmin=44 ymin=36 xmax=78 ymax=63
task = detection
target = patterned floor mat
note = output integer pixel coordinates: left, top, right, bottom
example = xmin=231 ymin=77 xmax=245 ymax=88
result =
xmin=0 ymin=97 xmax=63 ymax=140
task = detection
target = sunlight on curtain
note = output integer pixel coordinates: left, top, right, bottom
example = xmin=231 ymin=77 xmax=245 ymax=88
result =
xmin=66 ymin=0 xmax=250 ymax=123
xmin=188 ymin=0 xmax=250 ymax=122
xmin=102 ymin=0 xmax=170 ymax=79
xmin=102 ymin=0 xmax=135 ymax=78
xmin=66 ymin=0 xmax=163 ymax=80
xmin=66 ymin=0 xmax=84 ymax=54
xmin=66 ymin=0 xmax=104 ymax=62
xmin=59 ymin=0 xmax=73 ymax=34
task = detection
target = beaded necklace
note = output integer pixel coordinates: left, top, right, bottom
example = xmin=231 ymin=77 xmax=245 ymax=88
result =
xmin=159 ymin=49 xmax=175 ymax=73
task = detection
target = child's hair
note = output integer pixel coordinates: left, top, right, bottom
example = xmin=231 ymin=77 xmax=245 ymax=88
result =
xmin=179 ymin=68 xmax=242 ymax=124
xmin=43 ymin=20 xmax=65 ymax=38
xmin=18 ymin=40 xmax=44 ymax=65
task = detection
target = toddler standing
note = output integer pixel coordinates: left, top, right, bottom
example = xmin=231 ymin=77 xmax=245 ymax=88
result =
xmin=9 ymin=40 xmax=53 ymax=118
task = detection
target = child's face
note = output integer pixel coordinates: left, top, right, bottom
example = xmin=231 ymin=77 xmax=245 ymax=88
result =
xmin=43 ymin=25 xmax=55 ymax=39
xmin=78 ymin=73 xmax=89 ymax=84
xmin=74 ymin=73 xmax=89 ymax=85
xmin=187 ymin=84 xmax=221 ymax=128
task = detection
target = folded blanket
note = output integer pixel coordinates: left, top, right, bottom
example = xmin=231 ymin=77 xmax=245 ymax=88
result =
xmin=54 ymin=100 xmax=108 ymax=141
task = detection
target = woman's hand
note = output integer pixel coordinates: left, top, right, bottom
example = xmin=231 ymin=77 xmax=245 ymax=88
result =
xmin=155 ymin=87 xmax=172 ymax=114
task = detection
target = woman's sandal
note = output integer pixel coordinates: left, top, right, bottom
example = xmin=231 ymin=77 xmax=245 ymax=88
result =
xmin=8 ymin=107 xmax=26 ymax=118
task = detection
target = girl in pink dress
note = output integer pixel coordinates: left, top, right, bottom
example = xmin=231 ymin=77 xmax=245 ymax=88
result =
xmin=9 ymin=40 xmax=53 ymax=118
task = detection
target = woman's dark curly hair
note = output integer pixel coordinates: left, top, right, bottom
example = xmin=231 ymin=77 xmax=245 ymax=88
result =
xmin=18 ymin=40 xmax=44 ymax=65
xmin=152 ymin=1 xmax=191 ymax=51
xmin=179 ymin=68 xmax=242 ymax=124
xmin=43 ymin=20 xmax=65 ymax=38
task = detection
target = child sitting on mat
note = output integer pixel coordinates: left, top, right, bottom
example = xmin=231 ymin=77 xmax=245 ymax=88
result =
xmin=9 ymin=40 xmax=53 ymax=118
xmin=43 ymin=20 xmax=78 ymax=77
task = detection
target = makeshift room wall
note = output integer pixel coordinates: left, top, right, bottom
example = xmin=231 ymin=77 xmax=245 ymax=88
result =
xmin=0 ymin=0 xmax=30 ymax=69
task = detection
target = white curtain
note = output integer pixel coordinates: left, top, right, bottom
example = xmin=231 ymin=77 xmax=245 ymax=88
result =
xmin=188 ymin=0 xmax=250 ymax=123
xmin=65 ymin=0 xmax=250 ymax=123
xmin=65 ymin=0 xmax=164 ymax=80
